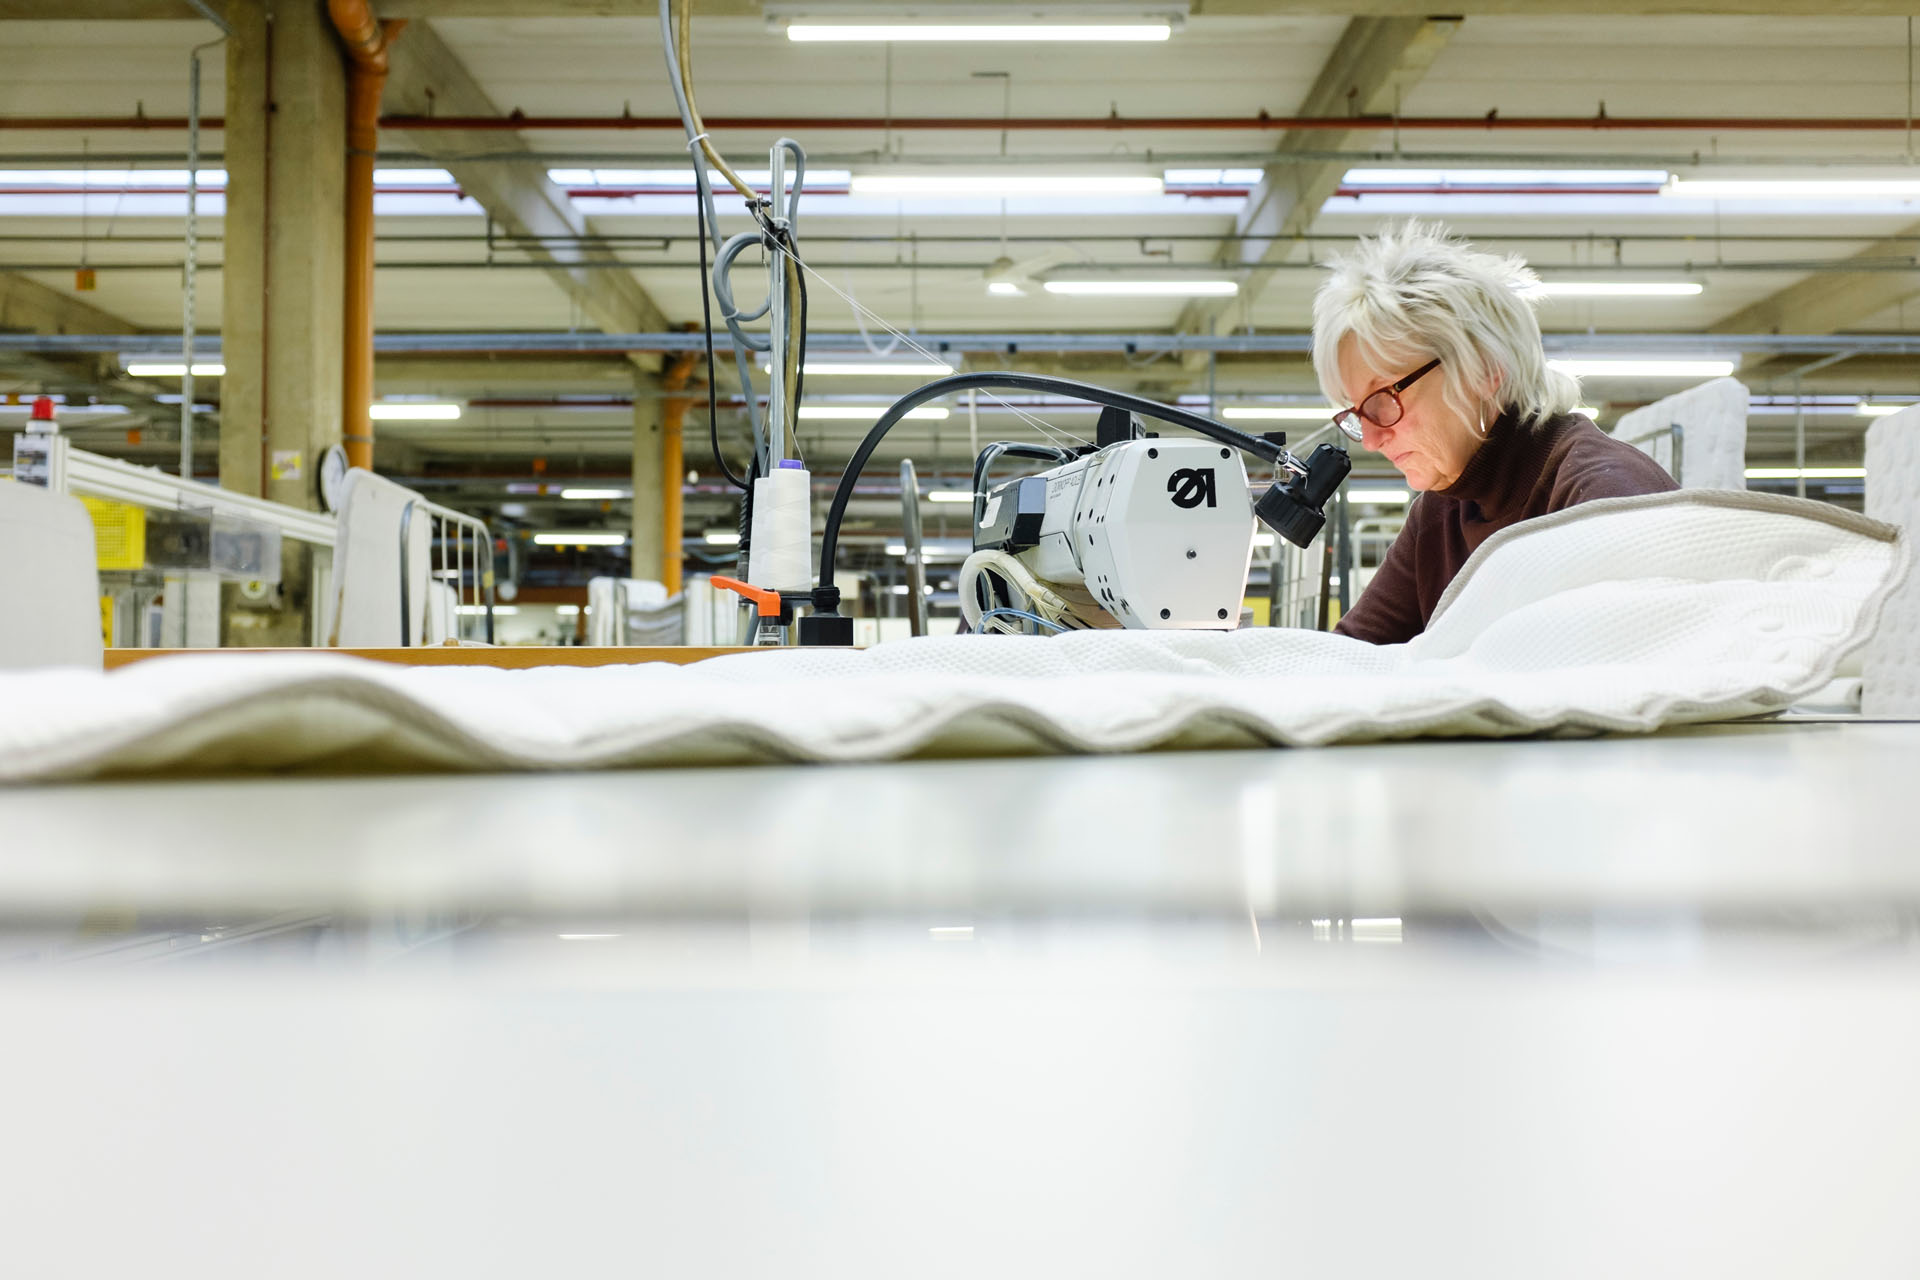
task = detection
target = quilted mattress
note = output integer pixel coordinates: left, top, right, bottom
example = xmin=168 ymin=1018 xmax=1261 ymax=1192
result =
xmin=0 ymin=491 xmax=1902 ymax=781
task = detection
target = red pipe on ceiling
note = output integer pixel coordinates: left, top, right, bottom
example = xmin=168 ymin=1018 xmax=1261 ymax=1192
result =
xmin=5 ymin=112 xmax=1920 ymax=134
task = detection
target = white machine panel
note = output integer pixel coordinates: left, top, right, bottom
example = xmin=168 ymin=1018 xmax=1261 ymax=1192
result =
xmin=1016 ymin=439 xmax=1254 ymax=630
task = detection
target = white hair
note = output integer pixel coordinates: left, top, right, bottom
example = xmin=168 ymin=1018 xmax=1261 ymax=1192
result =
xmin=1311 ymin=220 xmax=1580 ymax=431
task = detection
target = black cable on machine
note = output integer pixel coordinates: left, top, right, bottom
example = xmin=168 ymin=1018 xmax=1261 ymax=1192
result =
xmin=696 ymin=195 xmax=748 ymax=492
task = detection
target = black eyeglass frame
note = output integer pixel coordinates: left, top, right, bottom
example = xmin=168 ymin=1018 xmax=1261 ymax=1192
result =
xmin=1331 ymin=358 xmax=1442 ymax=441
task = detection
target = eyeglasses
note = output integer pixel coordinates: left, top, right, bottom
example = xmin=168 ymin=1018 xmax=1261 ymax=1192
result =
xmin=1331 ymin=358 xmax=1441 ymax=442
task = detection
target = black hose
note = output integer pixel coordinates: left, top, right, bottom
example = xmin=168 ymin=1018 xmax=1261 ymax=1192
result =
xmin=816 ymin=371 xmax=1296 ymax=596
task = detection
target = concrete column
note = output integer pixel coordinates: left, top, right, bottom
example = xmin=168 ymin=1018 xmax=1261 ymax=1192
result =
xmin=220 ymin=0 xmax=346 ymax=510
xmin=630 ymin=370 xmax=664 ymax=584
xmin=220 ymin=0 xmax=346 ymax=647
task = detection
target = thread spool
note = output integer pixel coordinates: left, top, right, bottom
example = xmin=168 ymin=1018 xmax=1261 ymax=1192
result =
xmin=748 ymin=460 xmax=813 ymax=591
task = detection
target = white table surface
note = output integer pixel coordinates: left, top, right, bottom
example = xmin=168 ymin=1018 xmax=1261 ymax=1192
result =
xmin=0 ymin=718 xmax=1915 ymax=920
xmin=3 ymin=722 xmax=1917 ymax=1278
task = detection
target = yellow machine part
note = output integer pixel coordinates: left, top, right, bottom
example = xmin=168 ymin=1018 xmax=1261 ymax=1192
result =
xmin=80 ymin=496 xmax=147 ymax=570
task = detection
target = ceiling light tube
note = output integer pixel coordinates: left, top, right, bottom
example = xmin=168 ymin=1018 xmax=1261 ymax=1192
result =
xmin=125 ymin=362 xmax=225 ymax=377
xmin=786 ymin=360 xmax=955 ymax=377
xmin=787 ymin=23 xmax=1173 ymax=43
xmin=1526 ymin=282 xmax=1704 ymax=297
xmin=852 ymin=174 xmax=1162 ymax=197
xmin=1857 ymin=402 xmax=1914 ymax=417
xmin=703 ymin=530 xmax=742 ymax=546
xmin=1221 ymin=406 xmax=1337 ymax=421
xmin=1744 ymin=467 xmax=1867 ymax=479
xmin=924 ymin=489 xmax=974 ymax=503
xmin=1547 ymin=359 xmax=1736 ymax=378
xmin=797 ymin=405 xmax=950 ymax=420
xmin=1044 ymin=280 xmax=1237 ymax=297
xmin=369 ymin=402 xmax=462 ymax=421
xmin=1665 ymin=178 xmax=1920 ymax=199
xmin=560 ymin=488 xmax=629 ymax=500
xmin=532 ymin=532 xmax=626 ymax=546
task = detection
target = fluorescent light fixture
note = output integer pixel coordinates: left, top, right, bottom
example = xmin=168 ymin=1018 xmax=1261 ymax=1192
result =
xmin=853 ymin=173 xmax=1162 ymax=197
xmin=788 ymin=23 xmax=1172 ymax=43
xmin=885 ymin=543 xmax=909 ymax=555
xmin=988 ymin=281 xmax=1027 ymax=296
xmin=125 ymin=361 xmax=225 ymax=377
xmin=1745 ymin=467 xmax=1867 ymax=479
xmin=560 ymin=487 xmax=628 ymax=500
xmin=925 ymin=489 xmax=974 ymax=503
xmin=1665 ymin=178 xmax=1920 ymax=199
xmin=1526 ymin=282 xmax=1703 ymax=298
xmin=1343 ymin=168 xmax=1670 ymax=188
xmin=369 ymin=402 xmax=462 ymax=421
xmin=1165 ymin=168 xmax=1266 ymax=186
xmin=532 ymin=532 xmax=627 ymax=546
xmin=1548 ymin=359 xmax=1736 ymax=378
xmin=1350 ymin=489 xmax=1411 ymax=505
xmin=0 ymin=403 xmax=130 ymax=416
xmin=1575 ymin=405 xmax=1603 ymax=418
xmin=556 ymin=604 xmax=581 ymax=616
xmin=456 ymin=604 xmax=516 ymax=615
xmin=1858 ymin=402 xmax=1914 ymax=417
xmin=703 ymin=530 xmax=742 ymax=546
xmin=1044 ymin=279 xmax=1236 ymax=297
xmin=1221 ymin=405 xmax=1337 ymax=421
xmin=797 ymin=405 xmax=949 ymax=420
xmin=794 ymin=360 xmax=954 ymax=377
xmin=555 ymin=168 xmax=848 ymax=190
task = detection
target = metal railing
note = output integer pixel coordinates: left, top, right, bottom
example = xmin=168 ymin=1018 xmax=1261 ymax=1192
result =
xmin=397 ymin=497 xmax=496 ymax=645
xmin=1620 ymin=421 xmax=1685 ymax=488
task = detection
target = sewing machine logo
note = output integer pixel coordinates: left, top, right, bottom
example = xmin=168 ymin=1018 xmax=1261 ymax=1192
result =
xmin=1167 ymin=467 xmax=1218 ymax=509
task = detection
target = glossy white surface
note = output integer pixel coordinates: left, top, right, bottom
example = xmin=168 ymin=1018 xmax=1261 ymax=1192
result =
xmin=2 ymin=940 xmax=1918 ymax=1278
xmin=0 ymin=721 xmax=1916 ymax=919
xmin=5 ymin=723 xmax=1918 ymax=1278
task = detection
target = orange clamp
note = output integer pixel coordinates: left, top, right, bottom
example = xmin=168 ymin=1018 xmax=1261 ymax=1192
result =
xmin=711 ymin=575 xmax=783 ymax=618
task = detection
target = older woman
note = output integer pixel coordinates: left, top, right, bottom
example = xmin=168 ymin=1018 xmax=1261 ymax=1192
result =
xmin=1315 ymin=221 xmax=1677 ymax=645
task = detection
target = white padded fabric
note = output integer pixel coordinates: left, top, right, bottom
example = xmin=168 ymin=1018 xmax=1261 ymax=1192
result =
xmin=1864 ymin=406 xmax=1920 ymax=715
xmin=0 ymin=492 xmax=1901 ymax=781
xmin=324 ymin=468 xmax=432 ymax=647
xmin=0 ymin=480 xmax=103 ymax=671
xmin=1610 ymin=376 xmax=1749 ymax=490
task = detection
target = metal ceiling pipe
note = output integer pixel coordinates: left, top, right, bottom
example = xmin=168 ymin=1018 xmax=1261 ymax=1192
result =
xmin=376 ymin=112 xmax=1920 ymax=134
xmin=329 ymin=0 xmax=405 ymax=473
xmin=15 ymin=111 xmax=1920 ymax=134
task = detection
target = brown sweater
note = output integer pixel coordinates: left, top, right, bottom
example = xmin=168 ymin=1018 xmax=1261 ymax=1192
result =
xmin=1334 ymin=410 xmax=1679 ymax=645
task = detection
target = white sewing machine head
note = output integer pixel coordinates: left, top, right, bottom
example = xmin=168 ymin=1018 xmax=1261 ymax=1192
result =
xmin=970 ymin=437 xmax=1257 ymax=630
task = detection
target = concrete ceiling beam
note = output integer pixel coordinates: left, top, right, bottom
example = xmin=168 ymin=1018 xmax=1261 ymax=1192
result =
xmin=1711 ymin=230 xmax=1920 ymax=387
xmin=382 ymin=19 xmax=671 ymax=370
xmin=1175 ymin=14 xmax=1460 ymax=348
xmin=0 ymin=274 xmax=141 ymax=337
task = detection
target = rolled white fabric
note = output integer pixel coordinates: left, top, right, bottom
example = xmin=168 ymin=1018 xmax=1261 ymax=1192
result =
xmin=747 ymin=463 xmax=813 ymax=592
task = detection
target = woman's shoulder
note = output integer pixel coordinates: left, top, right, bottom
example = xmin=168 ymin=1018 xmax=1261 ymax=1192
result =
xmin=1543 ymin=411 xmax=1681 ymax=503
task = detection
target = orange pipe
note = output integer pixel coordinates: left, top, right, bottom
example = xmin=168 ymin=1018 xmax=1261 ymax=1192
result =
xmin=660 ymin=349 xmax=698 ymax=595
xmin=330 ymin=1 xmax=404 ymax=473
